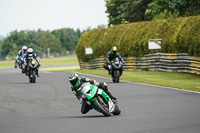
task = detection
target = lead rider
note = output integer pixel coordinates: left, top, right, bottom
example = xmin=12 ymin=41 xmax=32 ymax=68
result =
xmin=69 ymin=73 xmax=117 ymax=114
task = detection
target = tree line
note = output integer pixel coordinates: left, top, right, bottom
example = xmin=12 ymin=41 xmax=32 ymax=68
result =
xmin=105 ymin=0 xmax=200 ymax=26
xmin=0 ymin=28 xmax=82 ymax=59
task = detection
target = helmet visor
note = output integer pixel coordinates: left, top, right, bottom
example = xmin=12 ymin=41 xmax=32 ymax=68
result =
xmin=112 ymin=46 xmax=117 ymax=52
xmin=70 ymin=78 xmax=79 ymax=86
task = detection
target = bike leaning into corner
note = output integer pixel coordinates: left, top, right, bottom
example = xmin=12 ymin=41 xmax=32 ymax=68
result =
xmin=79 ymin=82 xmax=121 ymax=117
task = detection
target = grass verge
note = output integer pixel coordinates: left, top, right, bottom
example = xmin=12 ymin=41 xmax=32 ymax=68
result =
xmin=48 ymin=68 xmax=200 ymax=92
xmin=0 ymin=55 xmax=78 ymax=69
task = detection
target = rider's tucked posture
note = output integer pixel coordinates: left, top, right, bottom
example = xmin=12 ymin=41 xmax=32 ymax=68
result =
xmin=17 ymin=46 xmax=27 ymax=70
xmin=24 ymin=48 xmax=40 ymax=77
xmin=69 ymin=73 xmax=117 ymax=114
xmin=104 ymin=46 xmax=124 ymax=75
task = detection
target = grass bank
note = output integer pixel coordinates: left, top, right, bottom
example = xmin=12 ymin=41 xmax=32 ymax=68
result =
xmin=49 ymin=68 xmax=200 ymax=92
xmin=0 ymin=55 xmax=78 ymax=69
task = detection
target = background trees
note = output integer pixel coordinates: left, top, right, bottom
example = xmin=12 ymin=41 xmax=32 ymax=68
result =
xmin=51 ymin=28 xmax=80 ymax=52
xmin=105 ymin=0 xmax=200 ymax=25
xmin=0 ymin=28 xmax=82 ymax=59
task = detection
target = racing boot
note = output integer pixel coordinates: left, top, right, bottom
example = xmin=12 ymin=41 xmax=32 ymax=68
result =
xmin=36 ymin=69 xmax=39 ymax=77
xmin=100 ymin=82 xmax=117 ymax=100
xmin=108 ymin=70 xmax=111 ymax=75
xmin=105 ymin=90 xmax=117 ymax=100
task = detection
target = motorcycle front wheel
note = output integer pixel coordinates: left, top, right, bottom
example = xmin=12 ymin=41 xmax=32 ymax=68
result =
xmin=113 ymin=105 xmax=121 ymax=115
xmin=92 ymin=98 xmax=111 ymax=117
xmin=32 ymin=70 xmax=36 ymax=83
xmin=113 ymin=70 xmax=120 ymax=83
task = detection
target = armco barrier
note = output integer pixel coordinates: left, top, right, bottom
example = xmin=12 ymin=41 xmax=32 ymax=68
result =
xmin=78 ymin=53 xmax=200 ymax=75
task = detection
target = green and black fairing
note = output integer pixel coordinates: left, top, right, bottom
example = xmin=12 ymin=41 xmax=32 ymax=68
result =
xmin=81 ymin=84 xmax=110 ymax=102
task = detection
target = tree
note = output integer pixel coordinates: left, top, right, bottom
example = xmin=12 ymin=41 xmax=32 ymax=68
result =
xmin=51 ymin=28 xmax=80 ymax=52
xmin=145 ymin=0 xmax=200 ymax=20
xmin=38 ymin=31 xmax=64 ymax=54
xmin=0 ymin=28 xmax=82 ymax=59
xmin=0 ymin=30 xmax=27 ymax=58
xmin=105 ymin=0 xmax=153 ymax=26
xmin=105 ymin=0 xmax=124 ymax=26
xmin=76 ymin=28 xmax=82 ymax=38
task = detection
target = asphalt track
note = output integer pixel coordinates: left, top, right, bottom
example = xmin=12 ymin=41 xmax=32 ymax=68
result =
xmin=0 ymin=68 xmax=200 ymax=133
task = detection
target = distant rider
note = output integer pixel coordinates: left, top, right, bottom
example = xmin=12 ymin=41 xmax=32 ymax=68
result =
xmin=69 ymin=73 xmax=117 ymax=114
xmin=17 ymin=46 xmax=27 ymax=69
xmin=24 ymin=48 xmax=40 ymax=77
xmin=104 ymin=46 xmax=124 ymax=75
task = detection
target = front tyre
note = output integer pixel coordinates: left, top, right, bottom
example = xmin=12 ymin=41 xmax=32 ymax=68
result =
xmin=92 ymin=99 xmax=111 ymax=117
xmin=32 ymin=71 xmax=36 ymax=83
xmin=113 ymin=105 xmax=121 ymax=115
xmin=114 ymin=70 xmax=120 ymax=83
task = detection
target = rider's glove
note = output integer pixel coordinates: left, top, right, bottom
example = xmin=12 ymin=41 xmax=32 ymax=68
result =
xmin=108 ymin=65 xmax=111 ymax=69
xmin=94 ymin=81 xmax=99 ymax=86
xmin=79 ymin=98 xmax=83 ymax=104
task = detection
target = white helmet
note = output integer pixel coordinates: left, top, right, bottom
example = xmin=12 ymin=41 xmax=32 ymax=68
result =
xmin=27 ymin=48 xmax=33 ymax=56
xmin=22 ymin=46 xmax=27 ymax=52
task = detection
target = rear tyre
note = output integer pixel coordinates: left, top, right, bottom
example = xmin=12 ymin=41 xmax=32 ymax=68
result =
xmin=92 ymin=99 xmax=111 ymax=117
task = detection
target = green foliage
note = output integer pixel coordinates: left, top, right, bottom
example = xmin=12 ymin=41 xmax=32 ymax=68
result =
xmin=145 ymin=0 xmax=200 ymax=20
xmin=105 ymin=0 xmax=200 ymax=25
xmin=105 ymin=0 xmax=153 ymax=26
xmin=51 ymin=28 xmax=80 ymax=52
xmin=76 ymin=16 xmax=200 ymax=61
xmin=0 ymin=28 xmax=82 ymax=59
xmin=38 ymin=31 xmax=63 ymax=53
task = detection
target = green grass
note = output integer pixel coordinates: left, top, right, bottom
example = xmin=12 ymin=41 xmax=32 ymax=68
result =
xmin=40 ymin=55 xmax=78 ymax=66
xmin=50 ymin=69 xmax=200 ymax=92
xmin=0 ymin=60 xmax=15 ymax=68
xmin=0 ymin=55 xmax=79 ymax=69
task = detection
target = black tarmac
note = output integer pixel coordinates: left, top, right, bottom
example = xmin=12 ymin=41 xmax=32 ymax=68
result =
xmin=0 ymin=68 xmax=200 ymax=133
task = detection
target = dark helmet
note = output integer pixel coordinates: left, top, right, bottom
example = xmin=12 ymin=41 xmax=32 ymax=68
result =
xmin=111 ymin=46 xmax=117 ymax=53
xmin=69 ymin=73 xmax=80 ymax=87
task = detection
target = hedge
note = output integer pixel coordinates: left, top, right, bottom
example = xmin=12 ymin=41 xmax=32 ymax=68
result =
xmin=76 ymin=16 xmax=200 ymax=62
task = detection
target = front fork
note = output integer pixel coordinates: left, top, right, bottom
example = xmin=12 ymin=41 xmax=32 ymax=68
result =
xmin=97 ymin=89 xmax=115 ymax=112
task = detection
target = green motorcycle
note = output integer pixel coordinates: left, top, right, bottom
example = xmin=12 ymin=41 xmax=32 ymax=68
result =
xmin=80 ymin=83 xmax=121 ymax=117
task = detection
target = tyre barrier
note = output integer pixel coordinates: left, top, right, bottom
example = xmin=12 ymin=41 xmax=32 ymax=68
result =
xmin=78 ymin=53 xmax=200 ymax=75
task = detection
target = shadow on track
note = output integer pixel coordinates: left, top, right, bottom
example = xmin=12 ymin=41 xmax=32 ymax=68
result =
xmin=8 ymin=82 xmax=45 ymax=84
xmin=106 ymin=81 xmax=127 ymax=84
xmin=53 ymin=115 xmax=106 ymax=119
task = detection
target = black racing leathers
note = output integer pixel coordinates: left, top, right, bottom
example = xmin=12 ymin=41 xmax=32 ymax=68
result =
xmin=71 ymin=77 xmax=99 ymax=114
xmin=104 ymin=51 xmax=124 ymax=70
xmin=24 ymin=53 xmax=40 ymax=76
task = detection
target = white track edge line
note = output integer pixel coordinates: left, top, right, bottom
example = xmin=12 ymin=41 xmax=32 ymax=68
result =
xmin=74 ymin=72 xmax=200 ymax=95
